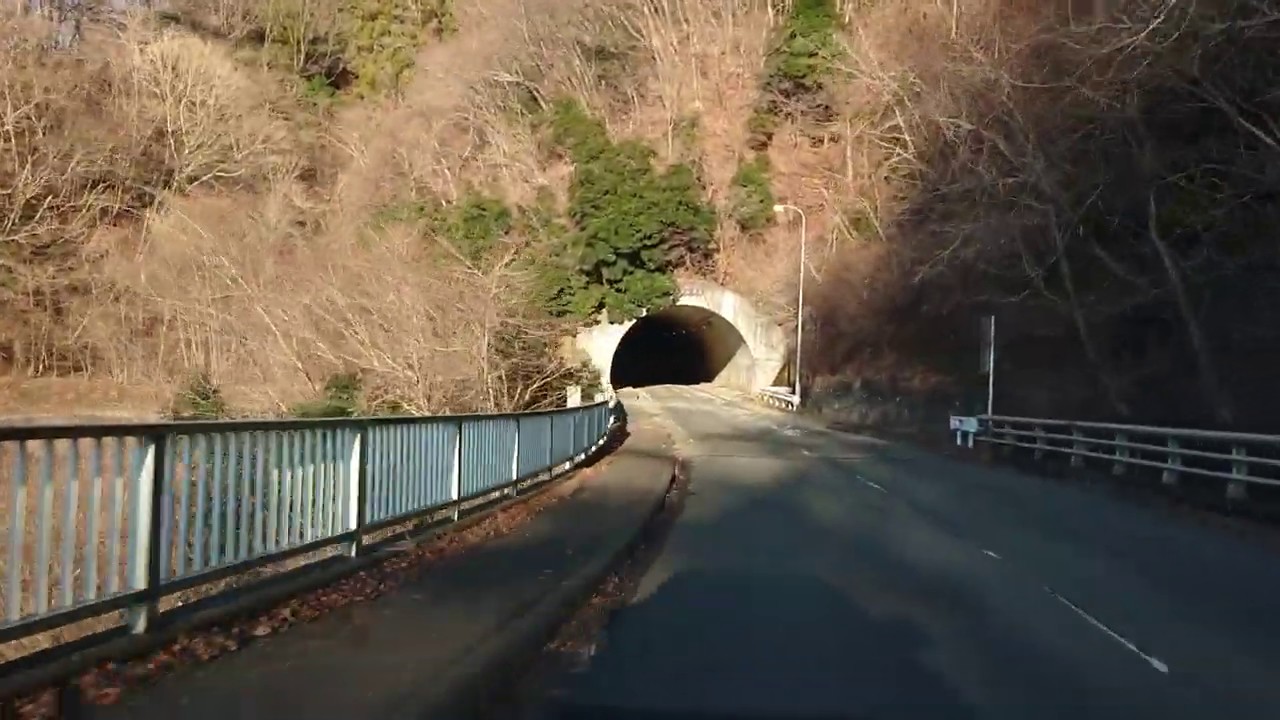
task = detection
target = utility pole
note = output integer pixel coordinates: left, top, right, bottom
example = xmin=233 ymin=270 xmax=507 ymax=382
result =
xmin=980 ymin=314 xmax=996 ymax=417
xmin=772 ymin=204 xmax=807 ymax=407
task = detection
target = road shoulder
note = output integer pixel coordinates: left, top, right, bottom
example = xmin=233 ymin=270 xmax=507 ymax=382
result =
xmin=93 ymin=421 xmax=677 ymax=720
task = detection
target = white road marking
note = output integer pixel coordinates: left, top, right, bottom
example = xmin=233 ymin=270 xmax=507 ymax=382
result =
xmin=982 ymin=549 xmax=1002 ymax=560
xmin=1044 ymin=586 xmax=1170 ymax=674
xmin=857 ymin=476 xmax=887 ymax=493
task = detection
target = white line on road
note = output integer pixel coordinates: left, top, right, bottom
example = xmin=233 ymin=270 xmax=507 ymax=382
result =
xmin=1044 ymin=586 xmax=1170 ymax=674
xmin=982 ymin=549 xmax=1002 ymax=560
xmin=857 ymin=476 xmax=887 ymax=493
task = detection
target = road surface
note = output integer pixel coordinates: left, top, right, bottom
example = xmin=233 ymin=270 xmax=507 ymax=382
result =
xmin=533 ymin=384 xmax=1280 ymax=720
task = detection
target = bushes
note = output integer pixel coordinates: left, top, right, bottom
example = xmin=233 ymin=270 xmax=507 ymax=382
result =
xmin=344 ymin=0 xmax=455 ymax=96
xmin=430 ymin=193 xmax=514 ymax=263
xmin=170 ymin=372 xmax=230 ymax=419
xmin=730 ymin=155 xmax=776 ymax=232
xmin=188 ymin=0 xmax=455 ymax=97
xmin=544 ymin=99 xmax=716 ymax=321
xmin=291 ymin=372 xmax=364 ymax=418
xmin=749 ymin=0 xmax=843 ymax=149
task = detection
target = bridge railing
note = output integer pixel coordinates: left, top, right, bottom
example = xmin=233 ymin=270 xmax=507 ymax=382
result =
xmin=0 ymin=401 xmax=616 ymax=659
xmin=951 ymin=414 xmax=1280 ymax=500
xmin=757 ymin=387 xmax=799 ymax=411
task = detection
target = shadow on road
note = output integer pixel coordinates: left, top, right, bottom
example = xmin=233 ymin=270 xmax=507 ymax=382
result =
xmin=542 ymin=568 xmax=977 ymax=720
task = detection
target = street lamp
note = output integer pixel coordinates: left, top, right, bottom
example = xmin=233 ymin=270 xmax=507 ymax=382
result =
xmin=772 ymin=204 xmax=807 ymax=407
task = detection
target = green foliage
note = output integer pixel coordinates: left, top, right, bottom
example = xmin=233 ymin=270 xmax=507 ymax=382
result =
xmin=170 ymin=372 xmax=229 ymax=420
xmin=241 ymin=0 xmax=456 ymax=98
xmin=730 ymin=154 xmax=776 ymax=232
xmin=291 ymin=371 xmax=362 ymax=418
xmin=765 ymin=0 xmax=843 ymax=94
xmin=751 ymin=0 xmax=843 ymax=149
xmin=298 ymin=74 xmax=341 ymax=106
xmin=344 ymin=0 xmax=453 ymax=97
xmin=370 ymin=191 xmax=513 ymax=263
xmin=545 ymin=99 xmax=716 ymax=321
xmin=430 ymin=193 xmax=513 ymax=262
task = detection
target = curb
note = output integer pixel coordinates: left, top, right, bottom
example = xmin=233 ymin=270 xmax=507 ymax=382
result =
xmin=410 ymin=447 xmax=677 ymax=720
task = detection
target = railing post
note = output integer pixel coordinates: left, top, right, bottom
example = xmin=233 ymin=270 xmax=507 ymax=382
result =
xmin=346 ymin=426 xmax=365 ymax=558
xmin=1162 ymin=437 xmax=1180 ymax=487
xmin=509 ymin=419 xmax=520 ymax=497
xmin=451 ymin=421 xmax=463 ymax=521
xmin=1227 ymin=445 xmax=1249 ymax=503
xmin=1070 ymin=427 xmax=1084 ymax=468
xmin=572 ymin=410 xmax=583 ymax=464
xmin=127 ymin=435 xmax=160 ymax=634
xmin=1034 ymin=426 xmax=1046 ymax=461
xmin=1112 ymin=432 xmax=1129 ymax=475
xmin=546 ymin=415 xmax=554 ymax=479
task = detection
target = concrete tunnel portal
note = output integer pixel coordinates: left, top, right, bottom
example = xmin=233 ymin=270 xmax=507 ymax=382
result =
xmin=574 ymin=279 xmax=788 ymax=394
xmin=609 ymin=305 xmax=751 ymax=389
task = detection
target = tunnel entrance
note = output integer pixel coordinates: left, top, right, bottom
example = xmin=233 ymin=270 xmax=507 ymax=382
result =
xmin=610 ymin=305 xmax=752 ymax=389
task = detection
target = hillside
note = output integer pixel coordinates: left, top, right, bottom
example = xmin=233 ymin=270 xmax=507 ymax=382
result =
xmin=2 ymin=0 xmax=1278 ymax=429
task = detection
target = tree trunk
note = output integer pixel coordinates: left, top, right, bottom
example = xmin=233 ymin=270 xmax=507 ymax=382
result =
xmin=1055 ymin=245 xmax=1132 ymax=419
xmin=1146 ymin=192 xmax=1234 ymax=426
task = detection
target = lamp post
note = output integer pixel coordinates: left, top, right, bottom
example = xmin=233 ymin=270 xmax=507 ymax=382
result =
xmin=772 ymin=204 xmax=807 ymax=407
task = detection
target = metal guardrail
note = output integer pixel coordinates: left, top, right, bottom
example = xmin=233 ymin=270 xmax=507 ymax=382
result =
xmin=951 ymin=414 xmax=1280 ymax=500
xmin=0 ymin=401 xmax=615 ymax=658
xmin=756 ymin=387 xmax=799 ymax=411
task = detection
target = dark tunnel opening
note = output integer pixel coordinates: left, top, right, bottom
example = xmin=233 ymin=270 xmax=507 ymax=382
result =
xmin=610 ymin=306 xmax=751 ymax=389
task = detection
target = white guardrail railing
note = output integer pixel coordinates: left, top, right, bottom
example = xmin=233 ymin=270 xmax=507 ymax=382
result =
xmin=950 ymin=414 xmax=1280 ymax=501
xmin=0 ymin=401 xmax=616 ymax=657
xmin=757 ymin=387 xmax=799 ymax=412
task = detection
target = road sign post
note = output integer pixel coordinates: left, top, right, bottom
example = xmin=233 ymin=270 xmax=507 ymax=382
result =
xmin=980 ymin=315 xmax=995 ymax=417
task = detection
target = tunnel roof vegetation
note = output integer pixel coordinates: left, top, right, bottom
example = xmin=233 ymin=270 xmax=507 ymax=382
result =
xmin=536 ymin=98 xmax=717 ymax=322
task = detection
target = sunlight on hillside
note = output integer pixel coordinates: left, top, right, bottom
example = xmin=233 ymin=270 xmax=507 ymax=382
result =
xmin=3 ymin=0 xmax=1278 ymax=429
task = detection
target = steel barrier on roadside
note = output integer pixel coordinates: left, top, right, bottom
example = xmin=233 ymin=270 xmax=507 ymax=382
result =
xmin=756 ymin=387 xmax=799 ymax=412
xmin=950 ymin=414 xmax=1280 ymax=500
xmin=0 ymin=401 xmax=616 ymax=659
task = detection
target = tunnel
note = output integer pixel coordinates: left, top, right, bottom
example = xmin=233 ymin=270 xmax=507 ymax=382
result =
xmin=609 ymin=305 xmax=754 ymax=389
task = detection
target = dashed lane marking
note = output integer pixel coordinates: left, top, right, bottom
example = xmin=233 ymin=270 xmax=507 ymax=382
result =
xmin=1044 ymin=586 xmax=1170 ymax=675
xmin=856 ymin=475 xmax=888 ymax=493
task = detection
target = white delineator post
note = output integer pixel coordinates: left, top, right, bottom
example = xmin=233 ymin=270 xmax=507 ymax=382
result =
xmin=450 ymin=422 xmax=463 ymax=520
xmin=509 ymin=421 xmax=520 ymax=497
xmin=126 ymin=438 xmax=157 ymax=634
xmin=345 ymin=429 xmax=362 ymax=557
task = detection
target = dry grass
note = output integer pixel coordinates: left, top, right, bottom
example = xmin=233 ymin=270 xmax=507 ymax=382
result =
xmin=0 ymin=0 xmax=794 ymax=418
xmin=1 ymin=4 xmax=584 ymax=417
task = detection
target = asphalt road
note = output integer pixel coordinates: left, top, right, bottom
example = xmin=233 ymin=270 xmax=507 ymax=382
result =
xmin=533 ymin=384 xmax=1280 ymax=720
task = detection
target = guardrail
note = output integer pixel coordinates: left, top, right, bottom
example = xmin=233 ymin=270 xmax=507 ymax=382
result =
xmin=951 ymin=414 xmax=1280 ymax=501
xmin=756 ymin=387 xmax=799 ymax=412
xmin=0 ymin=401 xmax=616 ymax=664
